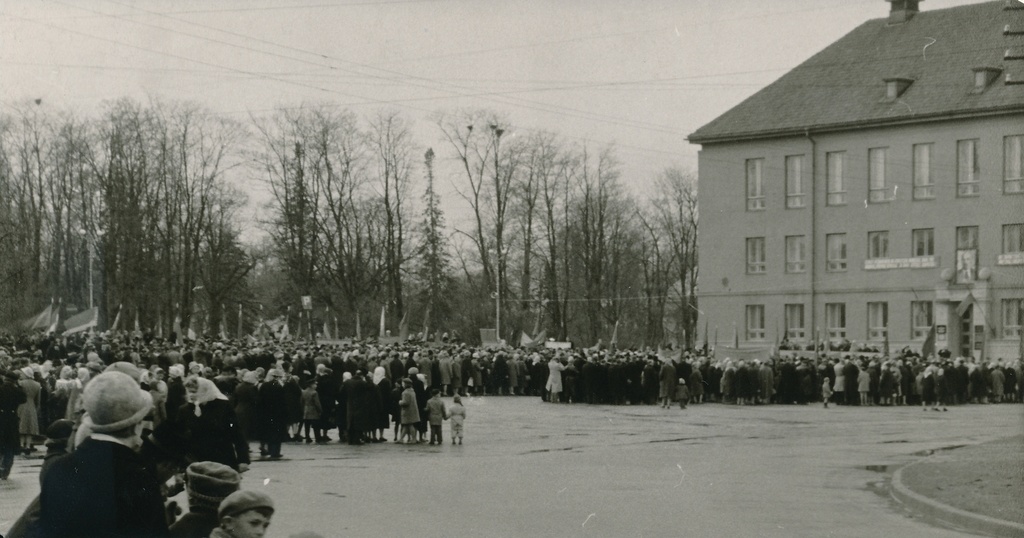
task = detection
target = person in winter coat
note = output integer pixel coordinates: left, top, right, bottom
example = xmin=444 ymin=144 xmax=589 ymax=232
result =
xmin=233 ymin=371 xmax=259 ymax=442
xmin=689 ymin=367 xmax=705 ymax=404
xmin=424 ymin=389 xmax=449 ymax=445
xmin=301 ymin=379 xmax=322 ymax=443
xmin=176 ymin=377 xmax=250 ymax=472
xmin=1 ymin=371 xmax=27 ymax=480
xmin=398 ymin=379 xmax=420 ymax=444
xmin=371 ymin=367 xmax=392 ymax=443
xmin=658 ymin=359 xmax=677 ymax=408
xmin=256 ymin=369 xmax=288 ymax=459
xmin=17 ymin=368 xmax=41 ymax=454
xmin=169 ymin=461 xmax=241 ymax=538
xmin=449 ymin=395 xmax=466 ymax=445
xmin=546 ymin=356 xmax=566 ymax=403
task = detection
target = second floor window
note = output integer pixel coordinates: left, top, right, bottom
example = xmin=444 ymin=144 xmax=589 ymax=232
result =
xmin=913 ymin=143 xmax=934 ymax=199
xmin=786 ymin=155 xmax=805 ymax=208
xmin=746 ymin=158 xmax=765 ymax=210
xmin=1006 ymin=135 xmax=1024 ymax=194
xmin=912 ymin=228 xmax=934 ymax=257
xmin=869 ymin=148 xmax=889 ymax=203
xmin=1004 ymin=223 xmax=1024 ymax=254
xmin=958 ymin=139 xmax=980 ymax=197
xmin=826 ymin=151 xmax=846 ymax=205
xmin=868 ymin=231 xmax=889 ymax=259
xmin=785 ymin=235 xmax=806 ymax=273
xmin=747 ymin=237 xmax=766 ymax=274
xmin=826 ymin=233 xmax=847 ymax=271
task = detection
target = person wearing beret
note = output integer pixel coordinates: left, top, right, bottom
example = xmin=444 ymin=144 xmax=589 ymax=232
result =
xmin=210 ymin=490 xmax=274 ymax=538
xmin=169 ymin=461 xmax=242 ymax=538
xmin=39 ymin=371 xmax=169 ymax=537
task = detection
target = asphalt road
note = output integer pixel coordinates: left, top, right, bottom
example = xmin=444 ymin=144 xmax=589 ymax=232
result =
xmin=3 ymin=398 xmax=1021 ymax=537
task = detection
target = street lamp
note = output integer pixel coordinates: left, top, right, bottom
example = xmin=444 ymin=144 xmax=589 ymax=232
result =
xmin=490 ymin=124 xmax=504 ymax=342
xmin=78 ymin=227 xmax=104 ymax=310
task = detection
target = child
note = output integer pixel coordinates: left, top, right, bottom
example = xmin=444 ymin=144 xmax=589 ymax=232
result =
xmin=210 ymin=490 xmax=274 ymax=538
xmin=301 ymin=379 xmax=322 ymax=443
xmin=675 ymin=379 xmax=690 ymax=409
xmin=424 ymin=389 xmax=449 ymax=445
xmin=822 ymin=378 xmax=833 ymax=408
xmin=449 ymin=395 xmax=466 ymax=445
xmin=398 ymin=379 xmax=420 ymax=444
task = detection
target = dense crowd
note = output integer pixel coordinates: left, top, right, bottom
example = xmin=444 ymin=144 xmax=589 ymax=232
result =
xmin=0 ymin=329 xmax=1020 ymax=536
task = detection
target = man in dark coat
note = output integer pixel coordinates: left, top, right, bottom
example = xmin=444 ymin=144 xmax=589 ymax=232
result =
xmin=342 ymin=370 xmax=373 ymax=445
xmin=256 ymin=369 xmax=288 ymax=458
xmin=1 ymin=371 xmax=27 ymax=480
xmin=40 ymin=371 xmax=168 ymax=537
xmin=842 ymin=358 xmax=860 ymax=406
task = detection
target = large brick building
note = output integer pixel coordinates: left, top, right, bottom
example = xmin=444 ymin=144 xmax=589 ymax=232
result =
xmin=688 ymin=0 xmax=1024 ymax=359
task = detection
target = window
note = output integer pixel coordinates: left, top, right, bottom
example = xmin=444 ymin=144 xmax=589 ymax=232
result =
xmin=746 ymin=158 xmax=765 ymax=210
xmin=956 ymin=226 xmax=978 ymax=283
xmin=912 ymin=143 xmax=934 ymax=199
xmin=957 ymin=139 xmax=980 ymax=197
xmin=826 ymin=303 xmax=846 ymax=340
xmin=867 ymin=302 xmax=888 ymax=341
xmin=868 ymin=231 xmax=889 ymax=259
xmin=826 ymin=151 xmax=846 ymax=205
xmin=786 ymin=155 xmax=805 ymax=208
xmin=1004 ymin=224 xmax=1024 ymax=254
xmin=1005 ymin=135 xmax=1024 ymax=194
xmin=785 ymin=235 xmax=806 ymax=273
xmin=911 ymin=301 xmax=933 ymax=340
xmin=912 ymin=228 xmax=934 ymax=257
xmin=1003 ymin=299 xmax=1022 ymax=338
xmin=746 ymin=305 xmax=765 ymax=341
xmin=746 ymin=237 xmax=766 ymax=274
xmin=785 ymin=304 xmax=805 ymax=340
xmin=868 ymin=148 xmax=890 ymax=202
xmin=826 ymin=233 xmax=847 ymax=271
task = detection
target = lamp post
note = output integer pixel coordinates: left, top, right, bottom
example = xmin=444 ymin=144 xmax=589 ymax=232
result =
xmin=490 ymin=124 xmax=504 ymax=342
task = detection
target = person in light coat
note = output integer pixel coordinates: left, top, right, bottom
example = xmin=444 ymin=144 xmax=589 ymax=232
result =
xmin=546 ymin=356 xmax=566 ymax=403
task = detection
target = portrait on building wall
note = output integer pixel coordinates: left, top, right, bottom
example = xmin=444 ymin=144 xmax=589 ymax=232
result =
xmin=956 ymin=249 xmax=976 ymax=283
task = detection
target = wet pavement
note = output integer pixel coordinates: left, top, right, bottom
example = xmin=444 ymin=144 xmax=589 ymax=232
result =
xmin=2 ymin=398 xmax=1021 ymax=537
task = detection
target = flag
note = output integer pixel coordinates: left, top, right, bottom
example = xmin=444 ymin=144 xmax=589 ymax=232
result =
xmin=323 ymin=307 xmax=331 ymax=339
xmin=379 ymin=306 xmax=386 ymax=336
xmin=110 ymin=303 xmax=123 ymax=332
xmin=702 ymin=320 xmax=709 ymax=355
xmin=398 ymin=310 xmax=409 ymax=341
xmin=47 ymin=298 xmax=62 ymax=334
xmin=883 ymin=330 xmax=890 ymax=356
xmin=610 ymin=320 xmax=619 ymax=347
xmin=921 ymin=325 xmax=936 ymax=358
xmin=237 ymin=303 xmax=243 ymax=339
xmin=732 ymin=323 xmax=739 ymax=348
xmin=520 ymin=331 xmax=533 ymax=348
xmin=333 ymin=316 xmax=338 ymax=341
xmin=219 ymin=304 xmax=227 ymax=340
xmin=532 ymin=308 xmax=541 ymax=338
xmin=280 ymin=306 xmax=290 ymax=340
xmin=63 ymin=307 xmax=98 ymax=335
xmin=956 ymin=292 xmax=975 ymax=318
xmin=355 ymin=312 xmax=361 ymax=340
xmin=156 ymin=312 xmax=163 ymax=339
xmin=173 ymin=303 xmax=182 ymax=344
xmin=134 ymin=310 xmax=140 ymax=333
xmin=422 ymin=306 xmax=431 ymax=341
xmin=25 ymin=300 xmax=53 ymax=331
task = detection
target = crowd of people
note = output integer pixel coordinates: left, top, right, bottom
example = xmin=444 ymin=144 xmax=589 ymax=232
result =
xmin=0 ymin=328 xmax=1020 ymax=536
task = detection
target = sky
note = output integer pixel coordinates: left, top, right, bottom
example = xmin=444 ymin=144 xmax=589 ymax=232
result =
xmin=1 ymin=0 xmax=988 ymax=236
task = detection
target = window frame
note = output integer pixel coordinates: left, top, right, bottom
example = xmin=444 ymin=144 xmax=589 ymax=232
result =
xmin=957 ymin=139 xmax=981 ymax=197
xmin=867 ymin=301 xmax=888 ymax=341
xmin=784 ymin=303 xmax=806 ymax=341
xmin=785 ymin=155 xmax=806 ymax=209
xmin=826 ymin=233 xmax=847 ymax=271
xmin=911 ymin=301 xmax=933 ymax=340
xmin=867 ymin=231 xmax=889 ymax=260
xmin=1003 ymin=299 xmax=1022 ymax=338
xmin=746 ymin=304 xmax=766 ymax=341
xmin=826 ymin=151 xmax=846 ymax=206
xmin=746 ymin=158 xmax=765 ymax=211
xmin=1005 ymin=135 xmax=1024 ymax=194
xmin=912 ymin=228 xmax=934 ymax=257
xmin=746 ymin=237 xmax=766 ymax=274
xmin=1004 ymin=223 xmax=1024 ymax=254
xmin=868 ymin=147 xmax=890 ymax=203
xmin=785 ymin=235 xmax=806 ymax=273
xmin=913 ymin=143 xmax=934 ymax=200
xmin=826 ymin=303 xmax=846 ymax=340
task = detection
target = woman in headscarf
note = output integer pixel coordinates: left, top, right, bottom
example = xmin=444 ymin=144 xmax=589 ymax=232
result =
xmin=369 ymin=366 xmax=390 ymax=443
xmin=17 ymin=368 xmax=41 ymax=454
xmin=174 ymin=377 xmax=250 ymax=471
xmin=64 ymin=368 xmax=88 ymax=420
xmin=49 ymin=366 xmax=74 ymax=426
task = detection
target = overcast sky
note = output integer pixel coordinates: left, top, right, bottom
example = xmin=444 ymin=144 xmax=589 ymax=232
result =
xmin=1 ymin=0 xmax=987 ymax=235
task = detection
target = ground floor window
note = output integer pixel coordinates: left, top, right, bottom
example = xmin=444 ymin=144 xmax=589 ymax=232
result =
xmin=746 ymin=305 xmax=765 ymax=341
xmin=826 ymin=303 xmax=846 ymax=340
xmin=1003 ymin=299 xmax=1022 ymax=338
xmin=911 ymin=301 xmax=932 ymax=340
xmin=868 ymin=302 xmax=888 ymax=341
xmin=784 ymin=303 xmax=805 ymax=340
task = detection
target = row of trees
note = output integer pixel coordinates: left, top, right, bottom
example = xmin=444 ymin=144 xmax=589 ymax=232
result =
xmin=1 ymin=99 xmax=699 ymax=348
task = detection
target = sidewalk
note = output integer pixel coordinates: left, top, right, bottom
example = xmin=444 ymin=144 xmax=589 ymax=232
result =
xmin=891 ymin=434 xmax=1024 ymax=537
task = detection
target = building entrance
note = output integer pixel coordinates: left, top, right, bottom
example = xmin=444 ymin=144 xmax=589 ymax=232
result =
xmin=959 ymin=304 xmax=973 ymax=358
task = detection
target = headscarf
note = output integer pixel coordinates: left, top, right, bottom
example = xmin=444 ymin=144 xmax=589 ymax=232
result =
xmin=372 ymin=366 xmax=386 ymax=385
xmin=342 ymin=372 xmax=352 ymax=382
xmin=242 ymin=370 xmax=258 ymax=384
xmin=169 ymin=364 xmax=185 ymax=379
xmin=186 ymin=377 xmax=229 ymax=416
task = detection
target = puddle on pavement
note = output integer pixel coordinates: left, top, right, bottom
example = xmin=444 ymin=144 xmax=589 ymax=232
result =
xmin=864 ymin=464 xmax=890 ymax=473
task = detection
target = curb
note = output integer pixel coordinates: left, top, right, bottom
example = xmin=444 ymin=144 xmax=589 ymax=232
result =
xmin=891 ymin=463 xmax=1024 ymax=538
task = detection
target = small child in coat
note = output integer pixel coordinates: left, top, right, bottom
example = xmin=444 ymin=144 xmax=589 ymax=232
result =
xmin=300 ymin=380 xmax=322 ymax=443
xmin=822 ymin=378 xmax=833 ymax=408
xmin=424 ymin=389 xmax=449 ymax=445
xmin=449 ymin=396 xmax=466 ymax=445
xmin=675 ymin=379 xmax=690 ymax=409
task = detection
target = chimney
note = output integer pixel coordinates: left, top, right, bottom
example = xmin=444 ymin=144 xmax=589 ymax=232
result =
xmin=887 ymin=0 xmax=922 ymax=24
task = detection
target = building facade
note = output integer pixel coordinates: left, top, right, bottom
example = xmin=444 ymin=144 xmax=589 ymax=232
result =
xmin=689 ymin=1 xmax=1024 ymax=360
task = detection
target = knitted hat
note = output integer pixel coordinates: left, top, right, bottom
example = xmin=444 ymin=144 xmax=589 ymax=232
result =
xmin=104 ymin=361 xmax=142 ymax=382
xmin=218 ymin=490 xmax=275 ymax=519
xmin=186 ymin=462 xmax=241 ymax=509
xmin=82 ymin=371 xmax=153 ymax=433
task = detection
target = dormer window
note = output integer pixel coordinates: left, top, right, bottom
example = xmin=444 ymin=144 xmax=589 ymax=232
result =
xmin=884 ymin=77 xmax=914 ymax=100
xmin=972 ymin=67 xmax=1002 ymax=93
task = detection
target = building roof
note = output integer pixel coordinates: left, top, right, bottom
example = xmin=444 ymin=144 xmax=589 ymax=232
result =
xmin=688 ymin=1 xmax=1024 ymax=144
